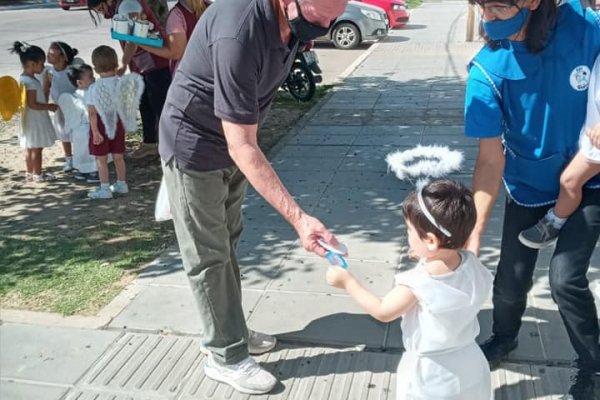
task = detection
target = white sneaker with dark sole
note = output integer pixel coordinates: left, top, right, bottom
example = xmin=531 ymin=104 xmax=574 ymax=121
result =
xmin=204 ymin=355 xmax=277 ymax=395
xmin=199 ymin=330 xmax=276 ymax=356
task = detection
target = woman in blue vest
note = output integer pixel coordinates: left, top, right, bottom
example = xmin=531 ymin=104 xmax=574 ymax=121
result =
xmin=464 ymin=0 xmax=600 ymax=396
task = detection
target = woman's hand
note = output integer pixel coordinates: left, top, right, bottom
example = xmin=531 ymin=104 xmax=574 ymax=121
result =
xmin=326 ymin=266 xmax=353 ymax=289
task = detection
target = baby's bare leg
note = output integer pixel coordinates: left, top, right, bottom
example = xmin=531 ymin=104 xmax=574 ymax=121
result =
xmin=554 ymin=151 xmax=600 ymax=218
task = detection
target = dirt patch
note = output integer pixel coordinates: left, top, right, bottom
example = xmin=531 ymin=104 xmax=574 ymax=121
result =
xmin=0 ymin=89 xmax=326 ymax=315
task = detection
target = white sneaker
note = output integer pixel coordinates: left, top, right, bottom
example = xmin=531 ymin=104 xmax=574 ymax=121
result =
xmin=110 ymin=181 xmax=129 ymax=194
xmin=204 ymin=355 xmax=277 ymax=394
xmin=88 ymin=186 xmax=113 ymax=199
xmin=199 ymin=330 xmax=276 ymax=356
xmin=63 ymin=158 xmax=73 ymax=173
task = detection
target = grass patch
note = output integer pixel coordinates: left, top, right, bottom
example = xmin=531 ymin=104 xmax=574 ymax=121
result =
xmin=406 ymin=0 xmax=423 ymax=9
xmin=0 ymin=85 xmax=331 ymax=315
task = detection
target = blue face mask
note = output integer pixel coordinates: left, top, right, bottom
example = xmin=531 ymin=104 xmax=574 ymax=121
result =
xmin=482 ymin=8 xmax=531 ymax=41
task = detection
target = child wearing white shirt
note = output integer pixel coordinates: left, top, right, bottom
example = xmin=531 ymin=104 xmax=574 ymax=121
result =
xmin=327 ymin=180 xmax=493 ymax=400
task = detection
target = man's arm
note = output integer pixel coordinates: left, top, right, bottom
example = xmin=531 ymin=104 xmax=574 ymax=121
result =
xmin=467 ymin=137 xmax=505 ymax=255
xmin=222 ymin=120 xmax=337 ymax=256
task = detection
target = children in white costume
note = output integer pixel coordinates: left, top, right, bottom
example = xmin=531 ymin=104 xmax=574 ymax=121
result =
xmin=327 ymin=180 xmax=493 ymax=400
xmin=519 ymin=55 xmax=600 ymax=249
xmin=44 ymin=41 xmax=79 ymax=172
xmin=11 ymin=41 xmax=58 ymax=183
xmin=86 ymin=45 xmax=143 ymax=199
xmin=58 ymin=64 xmax=99 ymax=183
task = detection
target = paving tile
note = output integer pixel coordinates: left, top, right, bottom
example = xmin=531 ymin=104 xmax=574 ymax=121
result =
xmin=0 ymin=380 xmax=68 ymax=400
xmin=274 ymin=145 xmax=351 ymax=159
xmin=298 ymin=126 xmax=363 ymax=136
xmin=0 ymin=324 xmax=119 ymax=385
xmin=109 ymin=286 xmax=263 ymax=334
xmin=179 ymin=345 xmax=400 ymax=400
xmin=492 ymin=363 xmax=536 ymax=400
xmin=271 ymin=257 xmax=398 ymax=297
xmin=248 ymin=292 xmax=387 ymax=348
xmin=286 ymin=134 xmax=357 ymax=146
xmin=71 ymin=333 xmax=203 ymax=400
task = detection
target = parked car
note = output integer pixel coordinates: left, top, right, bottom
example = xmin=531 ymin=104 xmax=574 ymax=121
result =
xmin=358 ymin=0 xmax=410 ymax=28
xmin=318 ymin=1 xmax=389 ymax=50
xmin=59 ymin=0 xmax=87 ymax=10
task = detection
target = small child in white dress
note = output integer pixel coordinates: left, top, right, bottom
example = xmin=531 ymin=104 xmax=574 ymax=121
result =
xmin=11 ymin=41 xmax=58 ymax=183
xmin=327 ymin=179 xmax=493 ymax=400
xmin=44 ymin=41 xmax=79 ymax=173
xmin=58 ymin=64 xmax=100 ymax=183
xmin=519 ymin=55 xmax=600 ymax=248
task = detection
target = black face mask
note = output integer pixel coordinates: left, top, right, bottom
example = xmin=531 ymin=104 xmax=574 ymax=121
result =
xmin=285 ymin=0 xmax=334 ymax=42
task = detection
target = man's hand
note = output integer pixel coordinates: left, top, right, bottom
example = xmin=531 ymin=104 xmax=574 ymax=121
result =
xmin=326 ymin=266 xmax=353 ymax=289
xmin=292 ymin=212 xmax=339 ymax=257
xmin=586 ymin=123 xmax=600 ymax=148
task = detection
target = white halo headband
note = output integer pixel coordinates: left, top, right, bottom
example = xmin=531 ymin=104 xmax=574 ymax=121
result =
xmin=385 ymin=145 xmax=463 ymax=182
xmin=417 ymin=182 xmax=452 ymax=237
xmin=386 ymin=144 xmax=464 ymax=238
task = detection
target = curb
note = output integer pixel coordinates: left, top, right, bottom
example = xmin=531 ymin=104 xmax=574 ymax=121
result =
xmin=333 ymin=41 xmax=381 ymax=86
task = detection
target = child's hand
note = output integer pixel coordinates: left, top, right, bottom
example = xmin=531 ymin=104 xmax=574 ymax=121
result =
xmin=326 ymin=266 xmax=353 ymax=289
xmin=48 ymin=104 xmax=58 ymax=112
xmin=586 ymin=123 xmax=600 ymax=148
xmin=93 ymin=132 xmax=104 ymax=145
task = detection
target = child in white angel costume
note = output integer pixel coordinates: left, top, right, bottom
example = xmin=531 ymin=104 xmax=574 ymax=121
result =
xmin=327 ymin=180 xmax=493 ymax=400
xmin=86 ymin=46 xmax=144 ymax=199
xmin=58 ymin=64 xmax=99 ymax=183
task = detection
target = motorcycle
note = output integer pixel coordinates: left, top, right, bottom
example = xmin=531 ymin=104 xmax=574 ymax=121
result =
xmin=282 ymin=41 xmax=322 ymax=102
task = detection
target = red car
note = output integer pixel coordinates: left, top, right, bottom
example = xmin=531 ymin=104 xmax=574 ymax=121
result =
xmin=358 ymin=0 xmax=410 ymax=28
xmin=59 ymin=0 xmax=87 ymax=11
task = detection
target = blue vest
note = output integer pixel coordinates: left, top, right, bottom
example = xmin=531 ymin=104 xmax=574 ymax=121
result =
xmin=465 ymin=1 xmax=600 ymax=206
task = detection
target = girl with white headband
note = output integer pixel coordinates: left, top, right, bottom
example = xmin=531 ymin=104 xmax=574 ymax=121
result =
xmin=327 ymin=179 xmax=494 ymax=400
xmin=44 ymin=41 xmax=80 ymax=174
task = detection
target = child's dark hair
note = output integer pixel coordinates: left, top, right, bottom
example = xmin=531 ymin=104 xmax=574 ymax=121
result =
xmin=91 ymin=45 xmax=118 ymax=73
xmin=10 ymin=41 xmax=45 ymax=66
xmin=468 ymin=0 xmax=558 ymax=53
xmin=67 ymin=64 xmax=93 ymax=87
xmin=50 ymin=41 xmax=79 ymax=65
xmin=402 ymin=180 xmax=476 ymax=250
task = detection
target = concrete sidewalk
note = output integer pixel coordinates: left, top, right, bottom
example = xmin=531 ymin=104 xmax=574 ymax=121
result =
xmin=2 ymin=2 xmax=599 ymax=399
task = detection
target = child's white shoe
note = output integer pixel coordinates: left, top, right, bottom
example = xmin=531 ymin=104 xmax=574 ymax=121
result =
xmin=88 ymin=186 xmax=113 ymax=199
xmin=110 ymin=181 xmax=129 ymax=194
xmin=63 ymin=158 xmax=74 ymax=173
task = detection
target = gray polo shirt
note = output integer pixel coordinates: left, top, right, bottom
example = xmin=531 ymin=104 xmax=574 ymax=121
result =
xmin=159 ymin=0 xmax=298 ymax=171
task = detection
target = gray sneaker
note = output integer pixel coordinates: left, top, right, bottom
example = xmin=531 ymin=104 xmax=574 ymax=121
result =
xmin=519 ymin=217 xmax=561 ymax=249
xmin=204 ymin=355 xmax=277 ymax=394
xmin=88 ymin=186 xmax=113 ymax=199
xmin=110 ymin=181 xmax=129 ymax=194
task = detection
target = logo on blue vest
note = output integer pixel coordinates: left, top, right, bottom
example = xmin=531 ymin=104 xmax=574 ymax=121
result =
xmin=569 ymin=65 xmax=591 ymax=91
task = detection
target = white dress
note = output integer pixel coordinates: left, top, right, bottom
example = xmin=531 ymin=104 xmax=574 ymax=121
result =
xmin=48 ymin=66 xmax=76 ymax=142
xmin=58 ymin=89 xmax=97 ymax=173
xmin=394 ymin=250 xmax=494 ymax=400
xmin=19 ymin=75 xmax=56 ymax=149
xmin=580 ymin=56 xmax=600 ymax=163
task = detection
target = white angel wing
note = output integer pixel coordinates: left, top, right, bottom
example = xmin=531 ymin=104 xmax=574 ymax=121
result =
xmin=57 ymin=92 xmax=88 ymax=138
xmin=116 ymin=73 xmax=144 ymax=133
xmin=92 ymin=79 xmax=119 ymax=140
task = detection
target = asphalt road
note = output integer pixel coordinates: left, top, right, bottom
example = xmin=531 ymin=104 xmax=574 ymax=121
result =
xmin=0 ymin=4 xmax=369 ymax=86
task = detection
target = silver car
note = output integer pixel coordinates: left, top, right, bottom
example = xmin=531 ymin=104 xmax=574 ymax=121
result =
xmin=321 ymin=1 xmax=389 ymax=49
